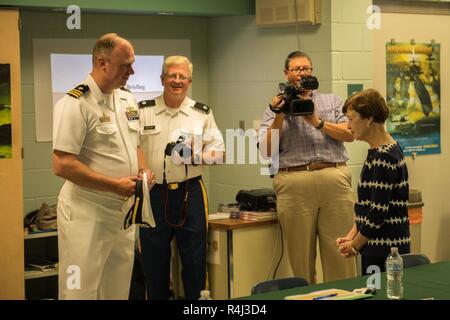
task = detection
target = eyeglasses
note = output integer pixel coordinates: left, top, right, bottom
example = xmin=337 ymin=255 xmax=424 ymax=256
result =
xmin=288 ymin=67 xmax=313 ymax=74
xmin=164 ymin=73 xmax=192 ymax=81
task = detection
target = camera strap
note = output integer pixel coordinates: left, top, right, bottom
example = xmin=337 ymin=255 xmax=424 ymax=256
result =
xmin=162 ymin=158 xmax=189 ymax=228
xmin=269 ymin=103 xmax=282 ymax=114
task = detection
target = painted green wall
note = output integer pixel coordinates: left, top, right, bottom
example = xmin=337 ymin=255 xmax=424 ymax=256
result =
xmin=0 ymin=0 xmax=255 ymax=16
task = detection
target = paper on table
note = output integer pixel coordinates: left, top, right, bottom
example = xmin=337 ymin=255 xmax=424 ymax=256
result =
xmin=285 ymin=288 xmax=372 ymax=300
xmin=208 ymin=212 xmax=230 ymax=220
xmin=331 ymin=293 xmax=373 ymax=300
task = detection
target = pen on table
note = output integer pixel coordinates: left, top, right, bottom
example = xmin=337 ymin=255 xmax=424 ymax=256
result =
xmin=313 ymin=293 xmax=338 ymax=300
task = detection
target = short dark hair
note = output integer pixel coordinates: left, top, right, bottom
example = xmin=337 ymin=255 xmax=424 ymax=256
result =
xmin=284 ymin=51 xmax=312 ymax=70
xmin=342 ymin=88 xmax=389 ymax=123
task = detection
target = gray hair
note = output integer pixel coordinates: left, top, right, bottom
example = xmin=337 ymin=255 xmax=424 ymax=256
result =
xmin=162 ymin=55 xmax=193 ymax=76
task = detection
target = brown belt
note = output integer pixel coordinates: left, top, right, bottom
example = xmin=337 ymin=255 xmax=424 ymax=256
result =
xmin=280 ymin=162 xmax=346 ymax=172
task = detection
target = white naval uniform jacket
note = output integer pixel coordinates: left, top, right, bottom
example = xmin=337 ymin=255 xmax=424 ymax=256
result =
xmin=53 ymin=74 xmax=140 ymax=200
xmin=138 ymin=95 xmax=224 ymax=184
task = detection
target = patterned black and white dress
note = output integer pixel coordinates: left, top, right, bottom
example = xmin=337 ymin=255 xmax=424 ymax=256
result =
xmin=356 ymin=141 xmax=411 ymax=258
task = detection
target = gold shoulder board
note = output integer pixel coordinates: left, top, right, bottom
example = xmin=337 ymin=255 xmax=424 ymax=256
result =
xmin=67 ymin=84 xmax=89 ymax=98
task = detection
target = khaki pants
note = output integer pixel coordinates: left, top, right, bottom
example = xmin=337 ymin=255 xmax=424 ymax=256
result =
xmin=274 ymin=166 xmax=356 ymax=284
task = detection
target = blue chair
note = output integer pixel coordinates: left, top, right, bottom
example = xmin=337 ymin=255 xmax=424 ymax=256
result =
xmin=251 ymin=277 xmax=309 ymax=295
xmin=401 ymin=253 xmax=431 ymax=269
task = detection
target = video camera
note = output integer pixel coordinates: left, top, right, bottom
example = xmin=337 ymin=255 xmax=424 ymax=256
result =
xmin=164 ymin=134 xmax=192 ymax=159
xmin=277 ymin=75 xmax=319 ymax=116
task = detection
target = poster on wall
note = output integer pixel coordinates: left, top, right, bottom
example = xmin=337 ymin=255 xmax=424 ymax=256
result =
xmin=386 ymin=41 xmax=441 ymax=156
xmin=0 ymin=64 xmax=12 ymax=159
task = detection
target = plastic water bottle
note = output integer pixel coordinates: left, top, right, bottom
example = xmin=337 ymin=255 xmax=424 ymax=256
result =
xmin=386 ymin=247 xmax=403 ymax=299
xmin=198 ymin=290 xmax=212 ymax=300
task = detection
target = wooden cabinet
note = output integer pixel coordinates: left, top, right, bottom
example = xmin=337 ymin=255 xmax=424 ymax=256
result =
xmin=207 ymin=218 xmax=293 ymax=299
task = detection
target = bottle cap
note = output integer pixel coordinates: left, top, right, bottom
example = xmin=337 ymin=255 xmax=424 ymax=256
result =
xmin=391 ymin=247 xmax=398 ymax=254
xmin=200 ymin=290 xmax=210 ymax=296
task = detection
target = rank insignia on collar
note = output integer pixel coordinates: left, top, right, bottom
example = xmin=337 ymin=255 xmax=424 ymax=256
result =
xmin=125 ymin=108 xmax=140 ymax=121
xmin=99 ymin=113 xmax=111 ymax=123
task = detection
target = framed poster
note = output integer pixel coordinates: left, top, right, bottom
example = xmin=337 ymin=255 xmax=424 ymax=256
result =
xmin=0 ymin=64 xmax=11 ymax=158
xmin=386 ymin=41 xmax=441 ymax=156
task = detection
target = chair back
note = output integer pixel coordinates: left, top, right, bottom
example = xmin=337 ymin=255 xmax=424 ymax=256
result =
xmin=401 ymin=253 xmax=431 ymax=269
xmin=251 ymin=277 xmax=309 ymax=295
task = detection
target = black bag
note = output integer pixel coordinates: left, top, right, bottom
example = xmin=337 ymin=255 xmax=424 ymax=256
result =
xmin=235 ymin=189 xmax=276 ymax=211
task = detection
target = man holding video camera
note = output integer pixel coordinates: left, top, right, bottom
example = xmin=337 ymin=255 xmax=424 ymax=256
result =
xmin=259 ymin=51 xmax=356 ymax=284
xmin=138 ymin=56 xmax=224 ymax=299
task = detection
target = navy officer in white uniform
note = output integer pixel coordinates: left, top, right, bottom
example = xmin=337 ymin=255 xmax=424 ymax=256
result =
xmin=53 ymin=33 xmax=155 ymax=300
xmin=138 ymin=56 xmax=224 ymax=299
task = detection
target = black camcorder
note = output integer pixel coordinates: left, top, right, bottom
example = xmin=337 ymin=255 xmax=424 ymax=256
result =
xmin=164 ymin=134 xmax=192 ymax=159
xmin=276 ymin=75 xmax=319 ymax=116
